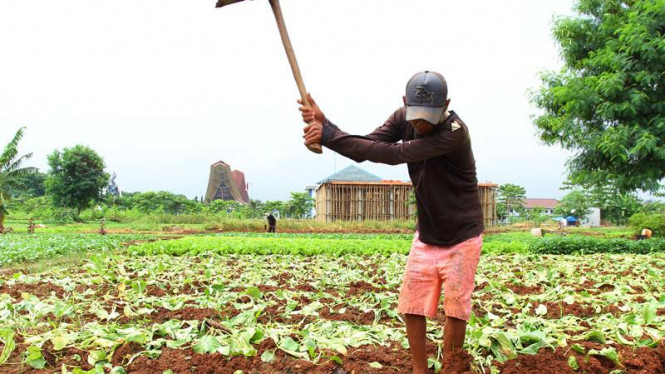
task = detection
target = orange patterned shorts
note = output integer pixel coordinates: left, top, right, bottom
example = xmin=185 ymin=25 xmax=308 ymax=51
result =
xmin=397 ymin=232 xmax=482 ymax=321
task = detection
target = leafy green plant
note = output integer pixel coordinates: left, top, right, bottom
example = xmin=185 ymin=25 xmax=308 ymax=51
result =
xmin=0 ymin=127 xmax=38 ymax=232
xmin=530 ymin=236 xmax=665 ymax=255
xmin=0 ymin=233 xmax=157 ymax=265
xmin=628 ymin=212 xmax=665 ymax=237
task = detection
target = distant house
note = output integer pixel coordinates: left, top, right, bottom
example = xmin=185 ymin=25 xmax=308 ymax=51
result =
xmin=509 ymin=197 xmax=601 ymax=227
xmin=581 ymin=208 xmax=601 ymax=227
xmin=524 ymin=198 xmax=558 ymax=215
xmin=507 ymin=198 xmax=558 ymax=217
xmin=304 ymin=184 xmax=318 ymax=218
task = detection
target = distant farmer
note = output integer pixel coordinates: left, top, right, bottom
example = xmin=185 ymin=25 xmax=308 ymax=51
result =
xmin=299 ymin=71 xmax=483 ymax=373
xmin=265 ymin=212 xmax=277 ymax=233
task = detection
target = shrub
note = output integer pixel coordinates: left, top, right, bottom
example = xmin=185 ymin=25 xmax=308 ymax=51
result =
xmin=628 ymin=212 xmax=665 ymax=237
xmin=49 ymin=208 xmax=79 ymax=225
xmin=530 ymin=236 xmax=665 ymax=255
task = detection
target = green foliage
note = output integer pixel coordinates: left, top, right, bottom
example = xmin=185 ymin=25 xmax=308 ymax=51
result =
xmin=531 ymin=236 xmax=665 ymax=255
xmin=6 ymin=171 xmax=45 ymax=199
xmin=525 ymin=206 xmax=549 ymax=227
xmin=531 ymin=0 xmax=665 ymax=192
xmin=498 ymin=183 xmax=526 ymax=220
xmin=50 ymin=208 xmax=79 ymax=225
xmin=554 ymin=190 xmax=592 ymax=219
xmin=129 ymin=235 xmax=412 ymax=256
xmin=285 ymin=192 xmax=314 ymax=218
xmin=2 ymin=241 xmax=664 ymax=373
xmin=207 ymin=199 xmax=256 ymax=218
xmin=126 ymin=191 xmax=201 ymax=215
xmin=263 ymin=200 xmax=286 ymax=216
xmin=0 ymin=127 xmax=38 ymax=227
xmin=640 ymin=200 xmax=665 ymax=214
xmin=628 ymin=212 xmax=665 ymax=236
xmin=126 ymin=231 xmax=664 ymax=257
xmin=45 ymin=145 xmax=109 ymax=215
xmin=0 ymin=233 xmax=156 ymax=265
xmin=583 ymin=185 xmax=643 ymax=224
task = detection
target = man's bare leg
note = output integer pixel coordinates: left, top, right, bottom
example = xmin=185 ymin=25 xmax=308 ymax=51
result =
xmin=405 ymin=313 xmax=428 ymax=374
xmin=443 ymin=316 xmax=467 ymax=353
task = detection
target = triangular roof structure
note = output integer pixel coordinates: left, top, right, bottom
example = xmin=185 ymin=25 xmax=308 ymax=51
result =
xmin=204 ymin=161 xmax=249 ymax=204
xmin=318 ymin=165 xmax=382 ymax=183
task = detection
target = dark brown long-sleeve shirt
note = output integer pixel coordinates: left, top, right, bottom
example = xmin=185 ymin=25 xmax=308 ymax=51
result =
xmin=320 ymin=107 xmax=484 ymax=246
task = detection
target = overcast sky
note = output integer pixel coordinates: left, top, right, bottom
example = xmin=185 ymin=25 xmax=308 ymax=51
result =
xmin=1 ymin=0 xmax=579 ymax=202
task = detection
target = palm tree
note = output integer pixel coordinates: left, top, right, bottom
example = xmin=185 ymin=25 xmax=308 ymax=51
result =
xmin=0 ymin=127 xmax=37 ymax=232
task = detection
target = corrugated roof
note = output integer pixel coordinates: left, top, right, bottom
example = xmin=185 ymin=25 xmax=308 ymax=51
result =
xmin=318 ymin=165 xmax=383 ymax=183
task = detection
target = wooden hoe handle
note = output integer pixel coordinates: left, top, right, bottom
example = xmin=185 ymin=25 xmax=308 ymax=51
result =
xmin=268 ymin=0 xmax=323 ymax=154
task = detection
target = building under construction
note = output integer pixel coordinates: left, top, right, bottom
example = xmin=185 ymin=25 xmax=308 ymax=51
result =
xmin=313 ymin=165 xmax=498 ymax=227
xmin=204 ymin=161 xmax=250 ymax=204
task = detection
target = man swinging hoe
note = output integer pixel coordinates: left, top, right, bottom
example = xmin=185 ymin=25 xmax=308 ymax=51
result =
xmin=215 ymin=1 xmax=484 ymax=372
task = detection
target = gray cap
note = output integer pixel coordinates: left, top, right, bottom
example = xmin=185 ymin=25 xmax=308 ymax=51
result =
xmin=405 ymin=71 xmax=448 ymax=124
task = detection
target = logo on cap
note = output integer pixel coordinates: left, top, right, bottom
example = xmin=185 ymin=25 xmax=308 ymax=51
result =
xmin=412 ymin=85 xmax=434 ymax=104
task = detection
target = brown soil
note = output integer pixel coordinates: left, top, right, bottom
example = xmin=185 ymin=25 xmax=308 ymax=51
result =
xmin=0 ymin=303 xmax=665 ymax=374
xmin=347 ymin=280 xmax=382 ymax=296
xmin=319 ymin=306 xmax=376 ymax=325
xmin=597 ymin=283 xmax=615 ymax=292
xmin=148 ymin=306 xmax=225 ymax=324
xmin=507 ymin=284 xmax=543 ymax=295
xmin=2 ymin=328 xmax=664 ymax=374
xmin=496 ymin=341 xmax=665 ymax=374
xmin=122 ymin=341 xmax=473 ymax=374
xmin=115 ymin=341 xmax=665 ymax=373
xmin=270 ymin=272 xmax=292 ymax=283
xmin=0 ymin=281 xmax=65 ymax=300
xmin=110 ymin=342 xmax=145 ymax=366
xmin=534 ymin=301 xmax=596 ymax=319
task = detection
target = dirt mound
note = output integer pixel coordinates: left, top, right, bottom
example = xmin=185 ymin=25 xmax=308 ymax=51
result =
xmin=496 ymin=342 xmax=665 ymax=374
xmin=0 ymin=281 xmax=65 ymax=300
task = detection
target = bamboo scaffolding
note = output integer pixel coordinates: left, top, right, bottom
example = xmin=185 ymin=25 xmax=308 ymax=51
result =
xmin=316 ymin=181 xmax=497 ymax=227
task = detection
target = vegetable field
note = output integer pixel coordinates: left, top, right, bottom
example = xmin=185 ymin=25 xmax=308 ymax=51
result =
xmin=1 ymin=233 xmax=664 ymax=373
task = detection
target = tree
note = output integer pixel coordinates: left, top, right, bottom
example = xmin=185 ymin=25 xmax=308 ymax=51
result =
xmin=554 ymin=190 xmax=592 ymax=220
xmin=498 ymin=183 xmax=527 ymax=220
xmin=526 ymin=206 xmax=549 ymax=227
xmin=45 ymin=145 xmax=109 ymax=216
xmin=586 ymin=185 xmax=642 ymax=225
xmin=208 ymin=199 xmax=244 ymax=215
xmin=264 ymin=200 xmax=286 ymax=217
xmin=13 ymin=171 xmax=46 ymax=198
xmin=128 ymin=191 xmax=200 ymax=215
xmin=285 ymin=192 xmax=314 ymax=218
xmin=0 ymin=127 xmax=38 ymax=231
xmin=531 ymin=0 xmax=665 ymax=193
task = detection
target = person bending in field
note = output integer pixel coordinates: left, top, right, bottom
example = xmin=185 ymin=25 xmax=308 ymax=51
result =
xmin=265 ymin=212 xmax=277 ymax=233
xmin=298 ymin=71 xmax=483 ymax=374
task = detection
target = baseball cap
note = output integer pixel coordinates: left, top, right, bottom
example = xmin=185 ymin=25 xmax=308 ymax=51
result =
xmin=405 ymin=71 xmax=448 ymax=124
